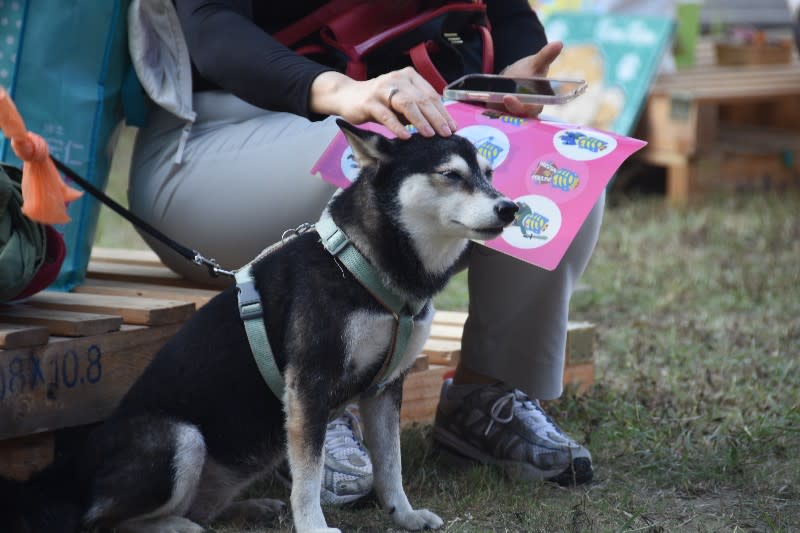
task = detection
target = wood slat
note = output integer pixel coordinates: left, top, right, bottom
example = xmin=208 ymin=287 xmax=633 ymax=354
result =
xmin=0 ymin=324 xmax=181 ymax=440
xmin=428 ymin=324 xmax=464 ymax=342
xmin=652 ymin=66 xmax=800 ymax=101
xmin=25 ymin=292 xmax=195 ymax=326
xmin=0 ymin=432 xmax=54 ymax=481
xmin=0 ymin=323 xmax=50 ymax=350
xmin=74 ymin=278 xmax=220 ymax=309
xmin=90 ymin=247 xmax=162 ymax=267
xmin=423 ymin=338 xmax=460 ymax=366
xmin=0 ymin=306 xmax=122 ymax=337
xmin=563 ymin=363 xmax=595 ymax=395
xmin=87 ymin=260 xmax=222 ymax=289
xmin=401 ymin=364 xmax=451 ymax=425
xmin=411 ymin=353 xmax=429 ymax=373
xmin=430 ymin=310 xmax=468 ymax=326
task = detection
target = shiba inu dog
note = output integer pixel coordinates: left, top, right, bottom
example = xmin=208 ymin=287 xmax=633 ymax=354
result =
xmin=0 ymin=120 xmax=518 ymax=533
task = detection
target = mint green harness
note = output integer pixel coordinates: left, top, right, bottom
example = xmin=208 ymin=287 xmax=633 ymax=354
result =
xmin=235 ymin=212 xmax=426 ymax=402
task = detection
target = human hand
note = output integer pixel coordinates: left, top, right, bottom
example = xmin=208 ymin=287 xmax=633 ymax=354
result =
xmin=497 ymin=41 xmax=564 ymax=118
xmin=310 ymin=68 xmax=457 ymax=139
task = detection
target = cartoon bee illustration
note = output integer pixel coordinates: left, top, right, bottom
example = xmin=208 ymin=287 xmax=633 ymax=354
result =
xmin=552 ymin=167 xmax=580 ymax=192
xmin=532 ymin=161 xmax=579 ymax=191
xmin=559 ymin=131 xmax=608 ymax=153
xmin=481 ymin=110 xmax=527 ymax=127
xmin=473 ymin=135 xmax=504 ymax=166
xmin=513 ymin=202 xmax=549 ymax=240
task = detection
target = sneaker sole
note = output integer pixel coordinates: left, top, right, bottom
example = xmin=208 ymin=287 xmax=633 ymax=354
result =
xmin=433 ymin=426 xmax=570 ymax=482
xmin=320 ymin=487 xmax=369 ymax=506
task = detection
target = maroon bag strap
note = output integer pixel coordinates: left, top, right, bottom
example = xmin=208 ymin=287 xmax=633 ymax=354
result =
xmin=476 ymin=24 xmax=494 ymax=75
xmin=273 ymin=0 xmax=369 ymax=47
xmin=410 ymin=42 xmax=449 ymax=93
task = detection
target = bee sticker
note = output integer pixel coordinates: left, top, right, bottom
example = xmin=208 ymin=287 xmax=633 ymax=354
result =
xmin=340 ymin=147 xmax=361 ymax=182
xmin=481 ymin=110 xmax=529 ymax=127
xmin=501 ymin=195 xmax=562 ymax=250
xmin=559 ymin=131 xmax=608 ymax=153
xmin=553 ymin=129 xmax=617 ymax=161
xmin=514 ymin=202 xmax=550 ymax=239
xmin=455 ymin=125 xmax=510 ymax=169
xmin=531 ymin=161 xmax=580 ymax=192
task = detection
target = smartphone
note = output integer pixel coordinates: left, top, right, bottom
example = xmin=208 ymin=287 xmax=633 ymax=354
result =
xmin=444 ymin=74 xmax=587 ymax=105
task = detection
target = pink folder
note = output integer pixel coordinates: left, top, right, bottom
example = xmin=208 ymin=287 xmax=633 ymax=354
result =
xmin=312 ymin=102 xmax=646 ymax=271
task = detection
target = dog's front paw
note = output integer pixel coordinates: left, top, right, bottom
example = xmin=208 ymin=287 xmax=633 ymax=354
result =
xmin=392 ymin=509 xmax=444 ymax=530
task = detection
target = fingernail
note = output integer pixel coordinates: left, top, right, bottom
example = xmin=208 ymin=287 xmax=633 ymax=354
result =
xmin=423 ymin=125 xmax=435 ymax=136
xmin=441 ymin=124 xmax=452 ymax=136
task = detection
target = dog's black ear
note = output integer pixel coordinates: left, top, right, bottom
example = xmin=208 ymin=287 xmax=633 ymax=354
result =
xmin=336 ymin=119 xmax=392 ymax=169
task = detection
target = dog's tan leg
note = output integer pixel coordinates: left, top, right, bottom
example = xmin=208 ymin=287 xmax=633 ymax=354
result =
xmin=360 ymin=379 xmax=443 ymax=531
xmin=284 ymin=375 xmax=340 ymax=533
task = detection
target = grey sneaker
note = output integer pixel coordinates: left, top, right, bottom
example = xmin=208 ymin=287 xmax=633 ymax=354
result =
xmin=320 ymin=407 xmax=373 ymax=505
xmin=273 ymin=406 xmax=373 ymax=505
xmin=433 ymin=379 xmax=593 ymax=486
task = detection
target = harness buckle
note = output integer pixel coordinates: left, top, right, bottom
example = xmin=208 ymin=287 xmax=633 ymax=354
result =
xmin=321 ymin=226 xmax=350 ymax=256
xmin=237 ymin=279 xmax=263 ymax=320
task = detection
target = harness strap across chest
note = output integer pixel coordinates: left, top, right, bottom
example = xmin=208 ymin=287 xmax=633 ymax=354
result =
xmin=235 ymin=213 xmax=426 ymax=402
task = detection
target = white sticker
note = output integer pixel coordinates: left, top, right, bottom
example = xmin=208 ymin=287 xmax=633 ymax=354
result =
xmin=340 ymin=147 xmax=360 ymax=182
xmin=456 ymin=125 xmax=510 ymax=169
xmin=502 ymin=195 xmax=562 ymax=249
xmin=553 ymin=129 xmax=617 ymax=161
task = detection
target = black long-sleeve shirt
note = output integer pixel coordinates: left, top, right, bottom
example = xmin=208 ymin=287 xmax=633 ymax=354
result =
xmin=175 ymin=0 xmax=548 ymax=118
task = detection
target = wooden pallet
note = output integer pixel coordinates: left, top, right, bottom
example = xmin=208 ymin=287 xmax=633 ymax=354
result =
xmin=0 ymin=247 xmax=595 ymax=479
xmin=636 ymin=39 xmax=800 ymax=204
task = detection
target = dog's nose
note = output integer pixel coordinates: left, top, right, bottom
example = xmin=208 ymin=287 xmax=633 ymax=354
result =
xmin=494 ymin=200 xmax=519 ymax=224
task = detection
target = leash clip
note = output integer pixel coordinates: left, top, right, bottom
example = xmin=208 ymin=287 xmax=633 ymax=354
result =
xmin=193 ymin=252 xmax=234 ymax=278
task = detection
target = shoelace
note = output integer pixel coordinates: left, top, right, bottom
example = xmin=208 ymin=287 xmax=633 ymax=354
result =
xmin=326 ymin=410 xmax=366 ymax=457
xmin=484 ymin=389 xmax=556 ymax=437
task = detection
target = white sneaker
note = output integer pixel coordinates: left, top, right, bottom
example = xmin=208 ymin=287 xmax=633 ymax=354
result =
xmin=273 ymin=406 xmax=374 ymax=505
xmin=320 ymin=407 xmax=373 ymax=504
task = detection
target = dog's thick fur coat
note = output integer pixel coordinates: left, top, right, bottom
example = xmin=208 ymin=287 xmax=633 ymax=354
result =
xmin=0 ymin=121 xmax=517 ymax=533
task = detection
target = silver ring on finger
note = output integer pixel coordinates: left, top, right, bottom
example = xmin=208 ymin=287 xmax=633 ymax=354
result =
xmin=387 ymin=86 xmax=400 ymax=108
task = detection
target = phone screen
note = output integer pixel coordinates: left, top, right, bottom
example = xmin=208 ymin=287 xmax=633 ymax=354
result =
xmin=449 ymin=77 xmax=582 ymax=98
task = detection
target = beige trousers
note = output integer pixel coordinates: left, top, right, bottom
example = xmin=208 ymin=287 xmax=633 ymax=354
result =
xmin=129 ymin=91 xmax=604 ymax=400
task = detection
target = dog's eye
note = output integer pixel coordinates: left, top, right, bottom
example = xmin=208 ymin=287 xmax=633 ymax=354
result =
xmin=484 ymin=168 xmax=494 ymax=180
xmin=440 ymin=170 xmax=462 ymax=181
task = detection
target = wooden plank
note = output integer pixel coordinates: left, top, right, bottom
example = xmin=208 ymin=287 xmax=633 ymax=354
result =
xmin=428 ymin=324 xmax=464 ymax=342
xmin=401 ymin=364 xmax=451 ymax=425
xmin=25 ymin=292 xmax=195 ymax=326
xmin=0 ymin=306 xmax=122 ymax=337
xmin=563 ymin=363 xmax=595 ymax=395
xmin=652 ymin=64 xmax=800 ymax=91
xmin=0 ymin=431 xmax=54 ymax=481
xmin=0 ymin=323 xmax=49 ymax=350
xmin=431 ymin=310 xmax=468 ymax=327
xmin=411 ymin=353 xmax=429 ymax=373
xmin=423 ymin=338 xmax=460 ymax=366
xmin=74 ymin=278 xmax=220 ymax=309
xmin=90 ymin=247 xmax=162 ymax=267
xmin=565 ymin=322 xmax=595 ymax=366
xmin=86 ymin=260 xmax=219 ymax=289
xmin=0 ymin=323 xmax=180 ymax=440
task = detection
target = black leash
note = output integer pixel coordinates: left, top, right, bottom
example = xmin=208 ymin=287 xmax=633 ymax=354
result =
xmin=51 ymin=156 xmax=234 ymax=278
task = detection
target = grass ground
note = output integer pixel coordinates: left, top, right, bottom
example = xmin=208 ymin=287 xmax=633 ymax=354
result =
xmin=96 ymin=136 xmax=800 ymax=531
